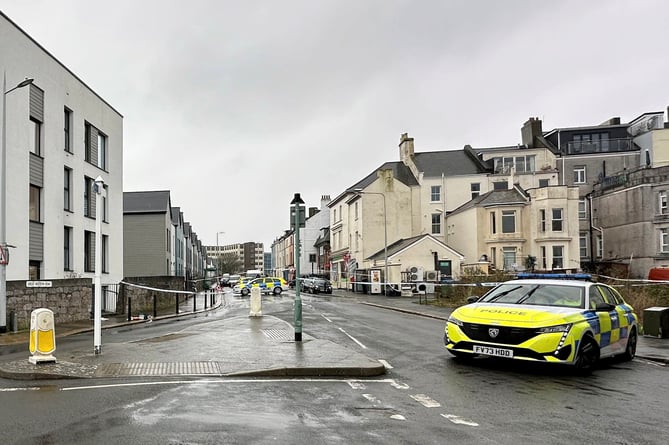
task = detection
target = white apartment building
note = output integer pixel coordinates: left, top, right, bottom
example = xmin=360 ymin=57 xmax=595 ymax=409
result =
xmin=1 ymin=12 xmax=123 ymax=284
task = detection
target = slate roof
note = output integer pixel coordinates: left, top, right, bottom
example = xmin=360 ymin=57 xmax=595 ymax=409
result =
xmin=448 ymin=186 xmax=529 ymax=216
xmin=171 ymin=206 xmax=181 ymax=225
xmin=123 ymin=191 xmax=171 ymax=214
xmin=413 ymin=148 xmax=490 ymax=176
xmin=366 ymin=234 xmax=464 ymax=262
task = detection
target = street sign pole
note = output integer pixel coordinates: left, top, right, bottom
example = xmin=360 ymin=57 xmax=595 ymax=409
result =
xmin=291 ymin=193 xmax=305 ymax=342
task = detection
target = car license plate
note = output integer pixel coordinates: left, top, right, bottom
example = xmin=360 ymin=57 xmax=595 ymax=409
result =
xmin=473 ymin=345 xmax=513 ymax=358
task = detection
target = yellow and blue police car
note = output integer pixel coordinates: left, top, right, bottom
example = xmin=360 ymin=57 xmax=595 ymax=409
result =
xmin=444 ymin=273 xmax=638 ymax=372
xmin=240 ymin=277 xmax=289 ymax=296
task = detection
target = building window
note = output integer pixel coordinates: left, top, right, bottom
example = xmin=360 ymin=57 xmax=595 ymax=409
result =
xmin=84 ymin=230 xmax=94 ymax=272
xmin=102 ymin=185 xmax=108 ymax=222
xmin=660 ymin=191 xmax=668 ymax=215
xmin=29 ymin=260 xmax=41 ymax=280
xmin=552 ymin=246 xmax=564 ymax=269
xmin=579 ymin=233 xmax=588 ymax=258
xmin=490 ymin=212 xmax=496 ymax=234
xmin=355 ymin=231 xmax=359 ymax=250
xmin=502 ymin=210 xmax=516 ymax=233
xmin=551 ymin=208 xmax=563 ymax=232
xmin=596 ymin=235 xmax=603 ymax=258
xmin=354 ymin=202 xmax=358 ymax=219
xmin=64 ymin=168 xmax=72 ymax=211
xmin=333 ymin=208 xmax=337 ymax=222
xmin=97 ymin=132 xmax=107 ymax=170
xmin=64 ymin=108 xmax=72 ymax=153
xmin=102 ymin=234 xmax=109 ymax=273
xmin=471 ymin=183 xmax=480 ymax=199
xmin=28 ymin=117 xmax=42 ymax=156
xmin=540 ymin=246 xmax=547 ymax=269
xmin=578 ymin=199 xmax=587 ymax=220
xmin=539 ymin=209 xmax=546 ymax=232
xmin=490 ymin=247 xmax=496 ymax=267
xmin=84 ymin=176 xmax=94 ymax=217
xmin=502 ymin=247 xmax=517 ymax=270
xmin=64 ymin=226 xmax=73 ymax=271
xmin=493 ymin=181 xmax=507 ymax=191
xmin=431 ymin=213 xmax=441 ymax=234
xmin=493 ymin=155 xmax=535 ymax=174
xmin=574 ymin=166 xmax=586 ymax=184
xmin=431 ymin=185 xmax=441 ymax=202
xmin=84 ymin=122 xmax=92 ymax=163
xmin=29 ymin=185 xmax=41 ymax=222
xmin=539 ymin=179 xmax=549 ymax=188
xmin=661 ymin=229 xmax=669 ymax=253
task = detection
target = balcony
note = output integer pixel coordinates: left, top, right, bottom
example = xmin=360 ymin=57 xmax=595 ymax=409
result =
xmin=563 ymin=138 xmax=633 ymax=155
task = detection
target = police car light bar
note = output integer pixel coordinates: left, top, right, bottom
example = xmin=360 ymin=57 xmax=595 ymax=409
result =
xmin=516 ymin=272 xmax=593 ymax=281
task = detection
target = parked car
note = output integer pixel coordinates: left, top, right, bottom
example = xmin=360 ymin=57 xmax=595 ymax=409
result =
xmin=444 ymin=273 xmax=638 ymax=373
xmin=300 ymin=277 xmax=332 ymax=294
xmin=240 ymin=277 xmax=289 ymax=296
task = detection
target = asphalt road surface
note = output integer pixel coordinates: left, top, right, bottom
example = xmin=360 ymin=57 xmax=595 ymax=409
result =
xmin=1 ymin=292 xmax=667 ymax=444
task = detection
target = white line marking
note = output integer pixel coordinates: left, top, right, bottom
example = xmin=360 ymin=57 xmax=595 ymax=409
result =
xmin=321 ymin=314 xmax=333 ymax=322
xmin=378 ymin=359 xmax=393 ymax=369
xmin=390 ymin=414 xmax=406 ymax=420
xmin=347 ymin=381 xmax=366 ymax=390
xmin=338 ymin=327 xmax=367 ymax=349
xmin=410 ymin=394 xmax=441 ymax=408
xmin=362 ymin=393 xmax=379 ymax=403
xmin=1 ymin=386 xmax=34 ymax=392
xmin=62 ymin=378 xmax=396 ymax=392
xmin=391 ymin=381 xmax=410 ymax=390
xmin=441 ymin=413 xmax=479 ymax=427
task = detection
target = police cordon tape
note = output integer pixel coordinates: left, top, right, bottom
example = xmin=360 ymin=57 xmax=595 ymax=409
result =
xmin=119 ymin=281 xmax=197 ymax=295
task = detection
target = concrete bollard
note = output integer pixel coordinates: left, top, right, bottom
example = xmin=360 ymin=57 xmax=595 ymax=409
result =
xmin=28 ymin=308 xmax=57 ymax=364
xmin=249 ymin=287 xmax=262 ymax=317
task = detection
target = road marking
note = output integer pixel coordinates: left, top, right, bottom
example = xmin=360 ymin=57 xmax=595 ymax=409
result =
xmin=378 ymin=359 xmax=393 ymax=369
xmin=410 ymin=394 xmax=441 ymax=408
xmin=338 ymin=327 xmax=367 ymax=349
xmin=0 ymin=387 xmax=40 ymax=392
xmin=441 ymin=413 xmax=479 ymax=427
xmin=347 ymin=381 xmax=366 ymax=390
xmin=362 ymin=393 xmax=379 ymax=403
xmin=391 ymin=381 xmax=409 ymax=390
xmin=55 ymin=378 xmax=397 ymax=392
xmin=390 ymin=414 xmax=406 ymax=420
xmin=321 ymin=314 xmax=333 ymax=322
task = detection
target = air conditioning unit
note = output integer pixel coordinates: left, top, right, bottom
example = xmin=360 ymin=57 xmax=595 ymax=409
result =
xmin=425 ymin=270 xmax=439 ymax=281
xmin=409 ymin=266 xmax=424 ymax=281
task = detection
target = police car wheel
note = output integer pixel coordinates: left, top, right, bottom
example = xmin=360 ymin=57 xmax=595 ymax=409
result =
xmin=273 ymin=287 xmax=282 ymax=295
xmin=574 ymin=335 xmax=599 ymax=373
xmin=620 ymin=328 xmax=637 ymax=362
xmin=241 ymin=288 xmax=249 ymax=296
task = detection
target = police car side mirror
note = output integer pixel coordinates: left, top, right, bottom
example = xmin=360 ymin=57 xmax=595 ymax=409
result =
xmin=467 ymin=296 xmax=481 ymax=304
xmin=594 ymin=302 xmax=615 ymax=312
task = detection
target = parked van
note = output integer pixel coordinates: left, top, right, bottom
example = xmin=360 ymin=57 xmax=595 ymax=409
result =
xmin=245 ymin=269 xmax=262 ymax=279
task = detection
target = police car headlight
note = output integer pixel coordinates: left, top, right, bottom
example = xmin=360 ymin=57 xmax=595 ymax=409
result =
xmin=538 ymin=323 xmax=572 ymax=334
xmin=447 ymin=316 xmax=463 ymax=327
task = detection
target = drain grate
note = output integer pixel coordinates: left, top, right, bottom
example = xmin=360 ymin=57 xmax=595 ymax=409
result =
xmin=261 ymin=329 xmax=294 ymax=341
xmin=97 ymin=361 xmax=221 ymax=377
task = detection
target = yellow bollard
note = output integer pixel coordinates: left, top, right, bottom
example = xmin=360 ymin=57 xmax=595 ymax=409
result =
xmin=28 ymin=308 xmax=57 ymax=364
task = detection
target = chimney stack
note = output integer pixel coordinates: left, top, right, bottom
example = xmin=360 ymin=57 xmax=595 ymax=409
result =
xmin=521 ymin=117 xmax=542 ymax=148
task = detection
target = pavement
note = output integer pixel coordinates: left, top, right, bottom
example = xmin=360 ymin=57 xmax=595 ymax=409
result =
xmin=0 ymin=289 xmax=667 ymax=380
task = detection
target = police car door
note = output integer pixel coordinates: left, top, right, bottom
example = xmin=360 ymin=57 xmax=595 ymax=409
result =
xmin=588 ymin=285 xmax=618 ymax=358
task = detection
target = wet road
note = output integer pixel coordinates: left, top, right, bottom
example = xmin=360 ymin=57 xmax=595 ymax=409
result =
xmin=1 ymin=292 xmax=667 ymax=444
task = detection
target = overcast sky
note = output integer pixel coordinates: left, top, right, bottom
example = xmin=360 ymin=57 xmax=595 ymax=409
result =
xmin=2 ymin=1 xmax=668 ymax=248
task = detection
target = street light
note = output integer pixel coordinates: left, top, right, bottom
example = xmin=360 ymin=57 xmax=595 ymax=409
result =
xmin=291 ymin=193 xmax=305 ymax=341
xmin=93 ymin=176 xmax=104 ymax=354
xmin=352 ymin=188 xmax=388 ymax=296
xmin=1 ymin=73 xmax=33 ymax=333
xmin=216 ymin=231 xmax=225 ymax=275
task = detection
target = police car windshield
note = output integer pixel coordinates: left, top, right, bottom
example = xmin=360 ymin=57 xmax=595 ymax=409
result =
xmin=480 ymin=283 xmax=585 ymax=308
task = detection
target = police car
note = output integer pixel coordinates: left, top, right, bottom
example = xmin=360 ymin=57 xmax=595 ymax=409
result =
xmin=239 ymin=277 xmax=289 ymax=296
xmin=444 ymin=273 xmax=638 ymax=372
